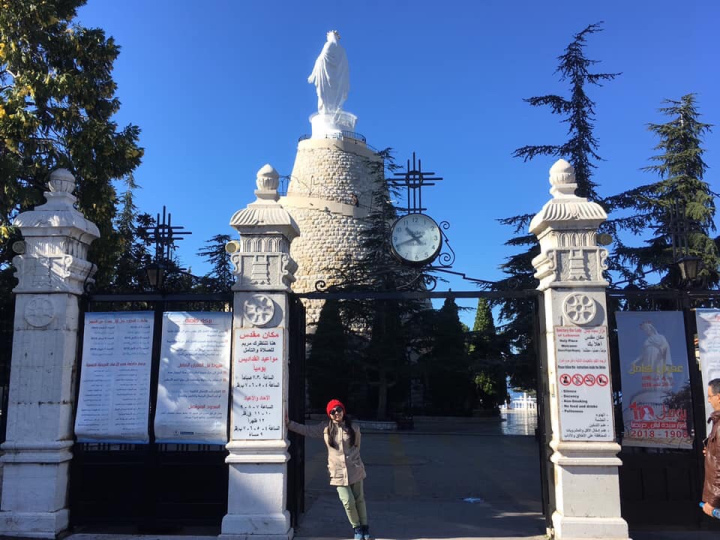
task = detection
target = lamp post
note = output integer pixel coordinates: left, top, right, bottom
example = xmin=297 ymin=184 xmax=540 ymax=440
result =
xmin=668 ymin=199 xmax=710 ymax=524
xmin=676 ymin=255 xmax=702 ymax=285
xmin=669 ymin=200 xmax=703 ymax=289
xmin=144 ymin=261 xmax=166 ymax=290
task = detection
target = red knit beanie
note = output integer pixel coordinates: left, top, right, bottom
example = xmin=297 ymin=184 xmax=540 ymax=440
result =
xmin=326 ymin=399 xmax=345 ymax=417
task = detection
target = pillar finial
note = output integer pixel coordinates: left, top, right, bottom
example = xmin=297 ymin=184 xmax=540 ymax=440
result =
xmin=549 ymin=159 xmax=577 ymax=198
xmin=255 ymin=164 xmax=280 ymax=202
xmin=48 ymin=168 xmax=77 ymax=195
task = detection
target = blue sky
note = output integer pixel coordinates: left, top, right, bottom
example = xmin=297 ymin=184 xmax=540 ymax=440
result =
xmin=77 ymin=0 xmax=718 ymax=316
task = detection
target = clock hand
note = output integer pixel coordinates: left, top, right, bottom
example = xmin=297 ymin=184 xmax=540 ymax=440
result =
xmin=396 ymin=237 xmax=421 ymax=247
xmin=404 ymin=227 xmax=424 ymax=242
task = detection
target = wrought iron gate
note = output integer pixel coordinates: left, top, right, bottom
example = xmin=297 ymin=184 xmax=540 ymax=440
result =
xmin=70 ymin=292 xmax=231 ymax=532
xmin=535 ymin=292 xmax=555 ymax=533
xmin=284 ymin=288 xmax=553 ymax=530
xmin=608 ymin=289 xmax=720 ymax=531
xmin=287 ymin=295 xmax=307 ymax=525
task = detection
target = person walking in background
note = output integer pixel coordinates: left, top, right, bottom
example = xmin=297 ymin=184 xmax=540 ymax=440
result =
xmin=702 ymin=379 xmax=720 ymax=518
xmin=287 ymin=399 xmax=371 ymax=540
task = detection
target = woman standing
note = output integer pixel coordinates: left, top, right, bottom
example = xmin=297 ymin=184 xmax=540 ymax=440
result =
xmin=287 ymin=399 xmax=371 ymax=540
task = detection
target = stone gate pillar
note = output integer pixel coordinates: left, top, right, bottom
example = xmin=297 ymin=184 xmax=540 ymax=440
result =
xmin=221 ymin=164 xmax=299 ymax=540
xmin=530 ymin=160 xmax=629 ymax=540
xmin=0 ymin=169 xmax=100 ymax=538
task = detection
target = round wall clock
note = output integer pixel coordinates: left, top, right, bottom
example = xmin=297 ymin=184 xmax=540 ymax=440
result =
xmin=390 ymin=213 xmax=442 ymax=266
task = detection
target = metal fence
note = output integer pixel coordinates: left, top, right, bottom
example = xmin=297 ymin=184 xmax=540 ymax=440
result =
xmin=607 ymin=289 xmax=720 ymax=530
xmin=70 ymin=292 xmax=232 ymax=532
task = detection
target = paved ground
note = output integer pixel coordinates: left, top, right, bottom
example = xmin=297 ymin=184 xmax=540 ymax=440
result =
xmin=294 ymin=413 xmax=544 ymax=540
xmin=292 ymin=412 xmax=718 ymax=540
xmin=59 ymin=411 xmax=718 ymax=539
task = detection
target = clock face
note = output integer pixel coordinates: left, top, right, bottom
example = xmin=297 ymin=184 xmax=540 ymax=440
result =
xmin=390 ymin=214 xmax=442 ymax=265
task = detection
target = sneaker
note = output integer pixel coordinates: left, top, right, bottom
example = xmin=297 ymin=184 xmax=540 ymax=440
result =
xmin=362 ymin=525 xmax=372 ymax=540
xmin=353 ymin=526 xmax=364 ymax=540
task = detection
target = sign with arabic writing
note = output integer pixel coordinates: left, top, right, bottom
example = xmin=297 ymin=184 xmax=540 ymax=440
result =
xmin=232 ymin=328 xmax=284 ymax=439
xmin=616 ymin=311 xmax=692 ymax=449
xmin=154 ymin=312 xmax=232 ymax=444
xmin=75 ymin=312 xmax=154 ymax=443
xmin=555 ymin=326 xmax=614 ymax=441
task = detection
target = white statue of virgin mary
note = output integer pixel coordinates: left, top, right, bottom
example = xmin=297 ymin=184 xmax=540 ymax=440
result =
xmin=308 ymin=30 xmax=349 ymax=114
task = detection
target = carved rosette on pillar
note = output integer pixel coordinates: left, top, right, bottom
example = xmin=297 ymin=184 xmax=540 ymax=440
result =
xmin=530 ymin=160 xmax=629 ymax=540
xmin=0 ymin=169 xmax=100 ymax=539
xmin=221 ymin=165 xmax=299 ymax=540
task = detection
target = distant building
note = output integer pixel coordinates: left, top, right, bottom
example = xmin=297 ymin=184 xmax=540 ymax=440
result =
xmin=502 ymin=386 xmax=537 ymax=410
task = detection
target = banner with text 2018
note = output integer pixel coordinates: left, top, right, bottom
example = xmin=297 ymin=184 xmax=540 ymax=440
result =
xmin=616 ymin=311 xmax=692 ymax=449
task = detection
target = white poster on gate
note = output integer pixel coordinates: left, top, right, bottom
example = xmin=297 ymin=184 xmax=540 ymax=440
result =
xmin=75 ymin=312 xmax=154 ymax=443
xmin=232 ymin=328 xmax=284 ymax=440
xmin=555 ymin=326 xmax=615 ymax=441
xmin=154 ymin=312 xmax=232 ymax=444
xmin=696 ymin=309 xmax=720 ymax=432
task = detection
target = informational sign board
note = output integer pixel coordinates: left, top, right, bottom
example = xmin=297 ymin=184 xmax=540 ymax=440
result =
xmin=75 ymin=312 xmax=154 ymax=443
xmin=555 ymin=326 xmax=614 ymax=441
xmin=232 ymin=328 xmax=284 ymax=439
xmin=696 ymin=309 xmax=720 ymax=432
xmin=616 ymin=311 xmax=692 ymax=449
xmin=154 ymin=312 xmax=232 ymax=444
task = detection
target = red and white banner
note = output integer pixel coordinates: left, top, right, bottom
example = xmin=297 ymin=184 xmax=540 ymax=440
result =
xmin=616 ymin=311 xmax=692 ymax=449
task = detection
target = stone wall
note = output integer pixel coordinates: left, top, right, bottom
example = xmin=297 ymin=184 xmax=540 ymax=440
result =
xmin=280 ymin=137 xmax=383 ymax=326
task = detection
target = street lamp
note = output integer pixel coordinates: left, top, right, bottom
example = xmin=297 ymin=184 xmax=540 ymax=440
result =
xmin=144 ymin=261 xmax=167 ymax=290
xmin=669 ymin=200 xmax=703 ymax=289
xmin=676 ymin=255 xmax=702 ymax=285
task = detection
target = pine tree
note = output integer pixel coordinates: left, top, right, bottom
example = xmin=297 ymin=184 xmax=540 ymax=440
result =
xmin=512 ymin=22 xmax=618 ymax=200
xmin=469 ymin=298 xmax=508 ymax=411
xmin=472 ymin=298 xmax=495 ymax=337
xmin=605 ymin=94 xmax=717 ymax=288
xmin=306 ymin=300 xmax=355 ymax=409
xmin=421 ymin=297 xmax=474 ymax=415
xmin=197 ymin=234 xmax=234 ymax=292
xmin=111 ymin=189 xmax=153 ymax=292
xmin=0 ymin=0 xmax=143 ymax=289
xmin=495 ymin=22 xmax=618 ymax=390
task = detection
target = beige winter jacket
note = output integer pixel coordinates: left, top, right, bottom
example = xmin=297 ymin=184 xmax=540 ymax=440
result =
xmin=288 ymin=420 xmax=367 ymax=486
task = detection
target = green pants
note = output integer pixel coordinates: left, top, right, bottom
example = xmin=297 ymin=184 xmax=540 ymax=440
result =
xmin=336 ymin=480 xmax=368 ymax=528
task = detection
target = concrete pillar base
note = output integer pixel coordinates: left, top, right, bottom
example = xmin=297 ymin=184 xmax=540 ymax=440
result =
xmin=552 ymin=513 xmax=630 ymax=539
xmin=220 ymin=512 xmax=293 ymax=539
xmin=222 ymin=461 xmax=292 ymax=538
xmin=218 ymin=529 xmax=294 ymax=540
xmin=220 ymin=535 xmax=293 ymax=540
xmin=0 ymin=509 xmax=69 ymax=539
